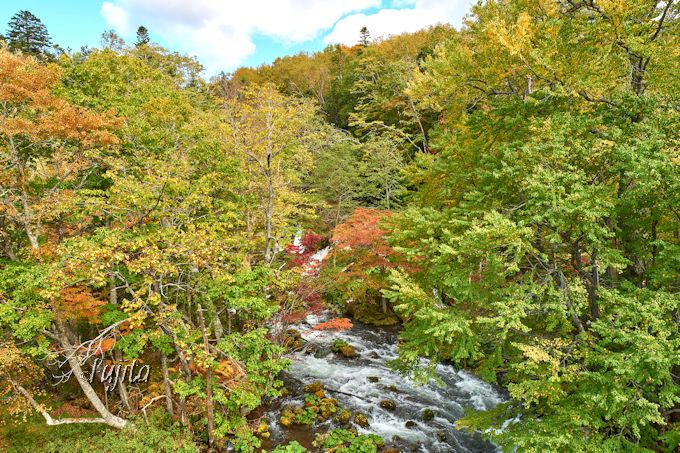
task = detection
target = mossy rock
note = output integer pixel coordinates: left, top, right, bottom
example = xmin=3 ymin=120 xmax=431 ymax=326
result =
xmin=436 ymin=431 xmax=447 ymax=442
xmin=331 ymin=339 xmax=358 ymax=358
xmin=379 ymin=399 xmax=396 ymax=410
xmin=354 ymin=412 xmax=370 ymax=428
xmin=279 ymin=407 xmax=295 ymax=427
xmin=334 ymin=409 xmax=352 ymax=425
xmin=314 ymin=348 xmax=332 ymax=358
xmin=421 ymin=408 xmax=435 ymax=421
xmin=304 ymin=381 xmax=324 ymax=393
xmin=283 ymin=329 xmax=305 ymax=350
xmin=368 ymin=376 xmax=380 ymax=383
xmin=285 ymin=328 xmax=302 ymax=338
xmin=405 ymin=420 xmax=418 ymax=429
xmin=339 ymin=344 xmax=358 ymax=358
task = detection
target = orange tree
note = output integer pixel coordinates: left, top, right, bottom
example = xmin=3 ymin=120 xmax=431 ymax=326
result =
xmin=320 ymin=208 xmax=398 ymax=317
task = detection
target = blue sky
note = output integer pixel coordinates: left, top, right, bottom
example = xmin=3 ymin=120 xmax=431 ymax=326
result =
xmin=0 ymin=0 xmax=474 ymax=75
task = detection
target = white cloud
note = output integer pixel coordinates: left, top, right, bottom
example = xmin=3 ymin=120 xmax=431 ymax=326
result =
xmin=101 ymin=0 xmax=473 ymax=75
xmin=100 ymin=2 xmax=130 ymax=35
xmin=324 ymin=0 xmax=474 ymax=45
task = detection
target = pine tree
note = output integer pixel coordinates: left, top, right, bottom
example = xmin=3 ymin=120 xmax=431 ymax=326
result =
xmin=135 ymin=26 xmax=150 ymax=47
xmin=359 ymin=27 xmax=370 ymax=46
xmin=6 ymin=10 xmax=52 ymax=58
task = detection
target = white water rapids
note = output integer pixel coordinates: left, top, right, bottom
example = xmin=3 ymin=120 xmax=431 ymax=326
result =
xmin=265 ymin=311 xmax=504 ymax=452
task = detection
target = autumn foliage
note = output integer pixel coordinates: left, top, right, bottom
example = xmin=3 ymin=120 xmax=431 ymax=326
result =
xmin=286 ymin=232 xmax=325 ymax=267
xmin=57 ymin=286 xmax=106 ymax=324
xmin=332 ymin=208 xmax=392 ymax=252
xmin=323 ymin=208 xmax=397 ymax=304
xmin=312 ymin=317 xmax=353 ymax=331
xmin=331 ymin=208 xmax=395 ymax=273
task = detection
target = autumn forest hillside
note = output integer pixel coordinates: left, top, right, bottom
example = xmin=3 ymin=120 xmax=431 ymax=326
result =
xmin=0 ymin=2 xmax=678 ymax=452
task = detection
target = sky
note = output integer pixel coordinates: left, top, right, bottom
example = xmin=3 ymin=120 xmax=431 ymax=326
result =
xmin=0 ymin=0 xmax=475 ymax=76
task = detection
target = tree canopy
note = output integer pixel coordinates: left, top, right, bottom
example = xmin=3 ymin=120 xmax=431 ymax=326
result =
xmin=0 ymin=2 xmax=678 ymax=452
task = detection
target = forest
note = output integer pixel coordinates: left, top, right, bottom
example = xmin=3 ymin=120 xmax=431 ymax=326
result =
xmin=0 ymin=1 xmax=678 ymax=452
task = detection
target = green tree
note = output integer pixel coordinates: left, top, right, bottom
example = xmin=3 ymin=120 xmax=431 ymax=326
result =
xmin=359 ymin=27 xmax=371 ymax=47
xmin=223 ymin=83 xmax=320 ymax=263
xmin=135 ymin=25 xmax=150 ymax=47
xmin=385 ymin=1 xmax=680 ymax=451
xmin=309 ymin=138 xmax=364 ymax=226
xmin=360 ymin=133 xmax=407 ymax=210
xmin=6 ymin=10 xmax=53 ymax=59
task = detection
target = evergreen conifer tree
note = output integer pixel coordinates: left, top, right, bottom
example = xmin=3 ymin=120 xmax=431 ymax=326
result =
xmin=135 ymin=26 xmax=150 ymax=47
xmin=359 ymin=27 xmax=370 ymax=46
xmin=6 ymin=10 xmax=52 ymax=58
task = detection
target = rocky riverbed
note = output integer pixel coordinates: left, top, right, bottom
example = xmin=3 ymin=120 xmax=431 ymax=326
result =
xmin=260 ymin=312 xmax=504 ymax=452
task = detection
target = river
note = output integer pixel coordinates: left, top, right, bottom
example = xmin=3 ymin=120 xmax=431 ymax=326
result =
xmin=262 ymin=311 xmax=504 ymax=452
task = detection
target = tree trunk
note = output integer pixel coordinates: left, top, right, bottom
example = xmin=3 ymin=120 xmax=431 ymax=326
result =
xmin=114 ymin=349 xmax=132 ymax=411
xmin=213 ymin=314 xmax=224 ymax=341
xmin=263 ymin=110 xmax=276 ymax=263
xmin=9 ymin=136 xmax=39 ymax=250
xmin=197 ymin=305 xmax=215 ymax=447
xmin=55 ymin=322 xmax=128 ymax=429
xmin=108 ymin=279 xmax=131 ymax=411
xmin=161 ymin=352 xmax=174 ymax=416
xmin=264 ymin=159 xmax=274 ymax=262
xmin=589 ymin=249 xmax=599 ymax=321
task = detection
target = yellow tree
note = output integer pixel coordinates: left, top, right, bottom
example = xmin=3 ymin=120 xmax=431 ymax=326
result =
xmin=0 ymin=48 xmax=118 ymax=252
xmin=223 ymin=84 xmax=319 ymax=263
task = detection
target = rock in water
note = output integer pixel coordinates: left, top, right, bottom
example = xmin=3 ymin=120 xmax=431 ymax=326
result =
xmin=354 ymin=412 xmax=370 ymax=427
xmin=330 ymin=339 xmax=359 ymax=358
xmin=303 ymin=381 xmax=324 ymax=393
xmin=283 ymin=329 xmax=305 ymax=351
xmin=379 ymin=399 xmax=396 ymax=410
xmin=334 ymin=409 xmax=352 ymax=425
xmin=421 ymin=408 xmax=435 ymax=421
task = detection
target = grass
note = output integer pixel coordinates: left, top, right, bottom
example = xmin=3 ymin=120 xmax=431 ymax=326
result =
xmin=0 ymin=390 xmax=116 ymax=453
xmin=0 ymin=412 xmax=114 ymax=452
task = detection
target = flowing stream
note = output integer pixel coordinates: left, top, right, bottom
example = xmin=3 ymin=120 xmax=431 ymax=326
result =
xmin=263 ymin=312 xmax=504 ymax=452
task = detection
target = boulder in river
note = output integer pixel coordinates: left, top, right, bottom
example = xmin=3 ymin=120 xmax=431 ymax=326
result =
xmin=279 ymin=406 xmax=295 ymax=427
xmin=379 ymin=399 xmax=396 ymax=410
xmin=405 ymin=420 xmax=418 ymax=429
xmin=421 ymin=408 xmax=435 ymax=421
xmin=303 ymin=380 xmax=324 ymax=393
xmin=368 ymin=376 xmax=380 ymax=383
xmin=436 ymin=431 xmax=447 ymax=442
xmin=283 ymin=329 xmax=304 ymax=351
xmin=314 ymin=347 xmax=331 ymax=358
xmin=331 ymin=339 xmax=358 ymax=358
xmin=354 ymin=412 xmax=370 ymax=427
xmin=334 ymin=409 xmax=352 ymax=425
